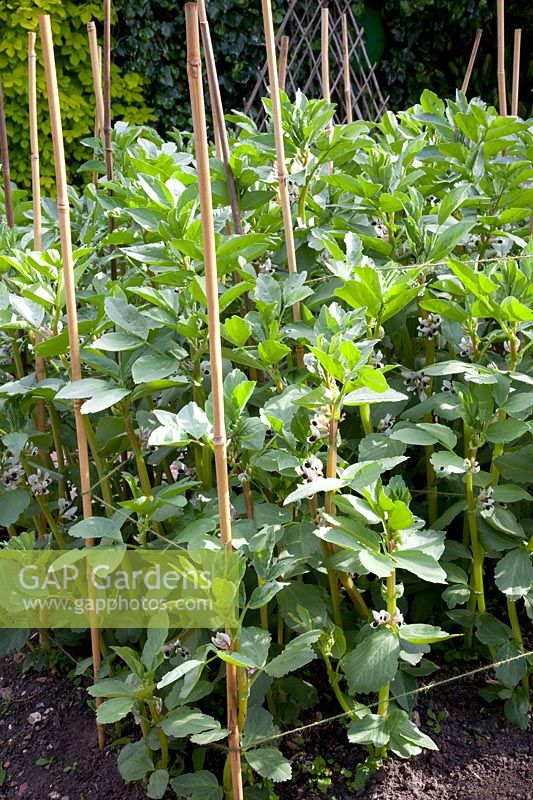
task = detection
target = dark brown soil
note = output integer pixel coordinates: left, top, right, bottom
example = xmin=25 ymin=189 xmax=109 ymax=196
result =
xmin=1 ymin=654 xmax=531 ymax=800
xmin=278 ymin=667 xmax=533 ymax=800
xmin=0 ymin=653 xmax=141 ymax=800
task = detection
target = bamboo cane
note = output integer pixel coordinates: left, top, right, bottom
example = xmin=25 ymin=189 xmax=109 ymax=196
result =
xmin=87 ymin=22 xmax=105 ymax=139
xmin=103 ymin=0 xmax=113 ymax=180
xmin=197 ymin=0 xmax=243 ymax=237
xmin=341 ymin=13 xmax=352 ymax=123
xmin=38 ymin=14 xmax=105 ymax=751
xmin=278 ymin=35 xmax=289 ymax=93
xmin=461 ymin=28 xmax=483 ymax=94
xmin=0 ymin=80 xmax=14 ymax=228
xmin=185 ymin=6 xmax=243 ymax=799
xmin=28 ymin=32 xmax=47 ymax=460
xmin=103 ymin=0 xmax=117 ymax=280
xmin=497 ymin=0 xmax=507 ymax=115
xmin=260 ymin=0 xmax=304 ymax=367
xmin=511 ymin=28 xmax=521 ymax=116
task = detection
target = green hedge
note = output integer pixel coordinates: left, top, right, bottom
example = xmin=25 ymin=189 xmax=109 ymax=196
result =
xmin=112 ymin=0 xmax=531 ymax=132
xmin=0 ymin=0 xmax=154 ymax=190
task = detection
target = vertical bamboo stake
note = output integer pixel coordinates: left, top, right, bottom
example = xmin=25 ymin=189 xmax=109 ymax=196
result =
xmin=38 ymin=14 xmax=105 ymax=752
xmin=103 ymin=0 xmax=116 ymax=280
xmin=511 ymin=28 xmax=521 ymax=116
xmin=197 ymin=0 xmax=243 ymax=236
xmin=28 ymin=32 xmax=47 ymax=455
xmin=185 ymin=6 xmax=243 ymax=799
xmin=260 ymin=0 xmax=304 ymax=367
xmin=278 ymin=35 xmax=289 ymax=92
xmin=0 ymin=80 xmax=14 ymax=228
xmin=28 ymin=34 xmax=41 ymax=248
xmin=103 ymin=0 xmax=113 ymax=180
xmin=341 ymin=13 xmax=352 ymax=123
xmin=87 ymin=22 xmax=105 ymax=138
xmin=497 ymin=0 xmax=507 ymax=115
xmin=461 ymin=28 xmax=483 ymax=94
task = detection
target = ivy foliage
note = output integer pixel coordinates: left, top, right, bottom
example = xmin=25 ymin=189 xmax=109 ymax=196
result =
xmin=0 ymin=0 xmax=154 ymax=190
xmin=113 ymin=0 xmax=279 ymax=132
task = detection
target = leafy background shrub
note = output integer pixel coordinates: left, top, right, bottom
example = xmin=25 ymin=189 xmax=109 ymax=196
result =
xmin=0 ymin=0 xmax=154 ymax=190
xmin=113 ymin=0 xmax=532 ymax=132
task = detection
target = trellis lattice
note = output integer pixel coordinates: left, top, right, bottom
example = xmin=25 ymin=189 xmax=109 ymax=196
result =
xmin=246 ymin=0 xmax=388 ymax=123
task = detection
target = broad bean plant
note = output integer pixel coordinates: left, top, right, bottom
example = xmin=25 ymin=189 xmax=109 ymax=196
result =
xmin=0 ymin=90 xmax=532 ymax=798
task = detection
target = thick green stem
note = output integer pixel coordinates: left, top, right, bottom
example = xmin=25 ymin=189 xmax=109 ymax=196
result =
xmin=124 ymin=417 xmax=153 ymax=499
xmin=323 ymin=652 xmax=354 ymax=716
xmin=359 ymin=403 xmax=372 ymax=436
xmin=506 ymin=598 xmax=530 ymax=695
xmin=84 ymin=417 xmax=113 ymax=516
xmin=377 ymin=570 xmax=396 ymax=719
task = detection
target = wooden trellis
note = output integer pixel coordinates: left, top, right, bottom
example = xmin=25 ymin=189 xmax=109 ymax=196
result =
xmin=246 ymin=0 xmax=388 ymax=123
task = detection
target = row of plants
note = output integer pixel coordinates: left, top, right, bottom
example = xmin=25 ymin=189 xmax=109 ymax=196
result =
xmin=0 ymin=89 xmax=532 ymax=799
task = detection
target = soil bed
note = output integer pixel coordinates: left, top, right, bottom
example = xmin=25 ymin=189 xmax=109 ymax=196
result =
xmin=0 ymin=654 xmax=531 ymax=800
xmin=0 ymin=653 xmax=141 ymax=800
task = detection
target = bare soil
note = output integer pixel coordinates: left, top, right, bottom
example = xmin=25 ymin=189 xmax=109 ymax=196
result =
xmin=0 ymin=654 xmax=531 ymax=800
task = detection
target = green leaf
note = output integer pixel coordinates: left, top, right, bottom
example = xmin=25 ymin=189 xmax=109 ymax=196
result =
xmin=131 ymin=355 xmax=179 ymax=384
xmin=171 ymin=770 xmax=223 ymax=800
xmin=157 ymin=659 xmax=204 ymax=690
xmin=221 ymin=316 xmax=252 ymax=346
xmin=494 ymin=549 xmax=533 ymax=599
xmin=342 ymin=628 xmax=400 ymax=694
xmin=160 ymin=708 xmax=221 ymax=738
xmin=248 ymin=580 xmax=288 ymax=609
xmin=343 ymin=388 xmax=407 ymax=405
xmin=358 ymin=549 xmax=395 ymax=578
xmin=104 ymin=297 xmax=149 ymax=339
xmin=68 ymin=516 xmax=123 ymax=541
xmin=475 ymin=613 xmax=513 ymax=646
xmin=393 ymin=550 xmax=447 ymax=583
xmin=494 ymin=641 xmax=527 ymax=688
xmin=399 ymin=624 xmax=453 ymax=644
xmin=387 ymin=501 xmax=414 ymax=531
xmin=117 ymin=741 xmax=153 ymax=783
xmin=147 ymin=769 xmax=169 ymax=800
xmin=430 ymin=451 xmax=468 ymax=475
xmin=485 ymin=418 xmax=528 ymax=444
xmin=0 ymin=488 xmax=30 ymax=527
xmin=258 ymin=340 xmax=291 ymax=365
xmin=428 ymin=221 xmax=475 ymax=262
xmin=96 ymin=697 xmax=134 ymax=724
xmin=264 ymin=630 xmax=321 ymax=678
xmin=90 ymin=332 xmax=144 ymax=352
xmin=81 ymin=388 xmax=130 ymax=414
xmin=244 ymin=748 xmax=292 ymax=782
xmin=347 ymin=713 xmax=390 ymax=747
xmin=56 ymin=379 xmax=113 ymax=399
xmin=494 ymin=446 xmax=533 ymax=483
xmin=283 ymin=478 xmax=345 ymax=505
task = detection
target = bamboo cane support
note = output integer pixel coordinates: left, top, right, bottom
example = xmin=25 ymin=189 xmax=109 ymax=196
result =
xmin=103 ymin=0 xmax=113 ymax=180
xmin=278 ymin=35 xmax=289 ymax=92
xmin=461 ymin=28 xmax=483 ymax=94
xmin=28 ymin=32 xmax=47 ymax=456
xmin=103 ymin=0 xmax=117 ymax=279
xmin=260 ymin=0 xmax=304 ymax=366
xmin=185 ymin=5 xmax=243 ymax=798
xmin=38 ymin=14 xmax=105 ymax=751
xmin=197 ymin=0 xmax=243 ymax=237
xmin=497 ymin=0 xmax=507 ymax=115
xmin=0 ymin=80 xmax=14 ymax=228
xmin=87 ymin=22 xmax=105 ymax=139
xmin=341 ymin=13 xmax=352 ymax=123
xmin=511 ymin=28 xmax=521 ymax=116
